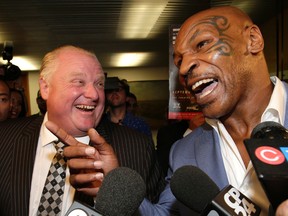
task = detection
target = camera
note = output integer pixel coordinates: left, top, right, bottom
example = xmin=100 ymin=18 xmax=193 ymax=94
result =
xmin=1 ymin=41 xmax=21 ymax=81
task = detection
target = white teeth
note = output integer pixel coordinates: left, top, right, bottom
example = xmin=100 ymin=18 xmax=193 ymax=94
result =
xmin=76 ymin=105 xmax=95 ymax=110
xmin=192 ymin=78 xmax=214 ymax=90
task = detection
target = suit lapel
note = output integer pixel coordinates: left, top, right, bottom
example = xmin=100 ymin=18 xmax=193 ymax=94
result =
xmin=11 ymin=116 xmax=43 ymax=215
xmin=194 ymin=124 xmax=229 ymax=190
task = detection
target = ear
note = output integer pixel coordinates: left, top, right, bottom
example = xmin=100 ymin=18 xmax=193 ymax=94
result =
xmin=247 ymin=25 xmax=264 ymax=54
xmin=39 ymin=77 xmax=49 ymax=100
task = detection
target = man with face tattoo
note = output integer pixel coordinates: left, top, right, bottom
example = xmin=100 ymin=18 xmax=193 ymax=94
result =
xmin=53 ymin=6 xmax=287 ymax=216
xmin=137 ymin=6 xmax=285 ymax=215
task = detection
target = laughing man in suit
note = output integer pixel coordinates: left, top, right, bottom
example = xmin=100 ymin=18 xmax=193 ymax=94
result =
xmin=0 ymin=45 xmax=165 ymax=216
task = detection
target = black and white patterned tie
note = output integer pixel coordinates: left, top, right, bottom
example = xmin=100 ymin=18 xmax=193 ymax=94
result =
xmin=37 ymin=141 xmax=67 ymax=215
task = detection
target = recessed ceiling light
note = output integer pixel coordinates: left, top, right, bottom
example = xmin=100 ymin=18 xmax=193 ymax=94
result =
xmin=117 ymin=0 xmax=168 ymax=39
xmin=110 ymin=52 xmax=151 ymax=67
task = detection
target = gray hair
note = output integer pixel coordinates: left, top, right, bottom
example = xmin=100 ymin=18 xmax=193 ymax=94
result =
xmin=39 ymin=45 xmax=98 ymax=83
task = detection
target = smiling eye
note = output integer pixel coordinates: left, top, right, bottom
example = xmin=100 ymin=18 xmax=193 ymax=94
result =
xmin=96 ymin=81 xmax=104 ymax=89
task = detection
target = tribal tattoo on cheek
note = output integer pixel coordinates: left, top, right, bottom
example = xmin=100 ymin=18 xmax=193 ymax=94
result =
xmin=195 ymin=16 xmax=233 ymax=56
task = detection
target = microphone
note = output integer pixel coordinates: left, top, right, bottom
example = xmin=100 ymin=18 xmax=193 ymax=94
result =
xmin=244 ymin=121 xmax=288 ymax=211
xmin=170 ymin=165 xmax=261 ymax=215
xmin=66 ymin=167 xmax=146 ymax=216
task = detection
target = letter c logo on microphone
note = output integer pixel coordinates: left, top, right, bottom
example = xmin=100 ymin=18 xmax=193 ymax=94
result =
xmin=255 ymin=146 xmax=285 ymax=165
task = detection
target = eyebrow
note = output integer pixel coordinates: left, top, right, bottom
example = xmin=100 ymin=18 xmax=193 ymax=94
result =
xmin=0 ymin=93 xmax=9 ymax=96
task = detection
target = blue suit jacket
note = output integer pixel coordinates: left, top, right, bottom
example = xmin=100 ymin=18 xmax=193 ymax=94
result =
xmin=139 ymin=81 xmax=288 ymax=215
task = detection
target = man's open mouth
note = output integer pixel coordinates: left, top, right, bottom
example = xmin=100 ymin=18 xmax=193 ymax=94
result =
xmin=192 ymin=78 xmax=218 ymax=98
xmin=75 ymin=105 xmax=95 ymax=112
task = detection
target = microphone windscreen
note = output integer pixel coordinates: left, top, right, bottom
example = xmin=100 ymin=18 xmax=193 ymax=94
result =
xmin=95 ymin=167 xmax=146 ymax=216
xmin=251 ymin=121 xmax=288 ymax=139
xmin=170 ymin=165 xmax=220 ymax=213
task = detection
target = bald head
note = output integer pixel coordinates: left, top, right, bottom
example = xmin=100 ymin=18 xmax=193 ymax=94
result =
xmin=184 ymin=6 xmax=253 ymax=27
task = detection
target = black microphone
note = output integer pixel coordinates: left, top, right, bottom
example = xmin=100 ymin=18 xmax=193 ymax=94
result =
xmin=65 ymin=167 xmax=146 ymax=216
xmin=244 ymin=121 xmax=288 ymax=212
xmin=170 ymin=165 xmax=261 ymax=215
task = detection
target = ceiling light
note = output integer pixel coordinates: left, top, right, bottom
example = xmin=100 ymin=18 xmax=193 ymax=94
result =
xmin=117 ymin=0 xmax=168 ymax=39
xmin=111 ymin=52 xmax=151 ymax=67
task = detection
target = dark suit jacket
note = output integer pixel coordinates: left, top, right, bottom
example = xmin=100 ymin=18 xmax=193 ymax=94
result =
xmin=156 ymin=120 xmax=189 ymax=174
xmin=0 ymin=115 xmax=165 ymax=216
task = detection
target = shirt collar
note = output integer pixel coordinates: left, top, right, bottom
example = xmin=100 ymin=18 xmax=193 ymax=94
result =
xmin=40 ymin=112 xmax=90 ymax=147
xmin=260 ymin=76 xmax=286 ymax=125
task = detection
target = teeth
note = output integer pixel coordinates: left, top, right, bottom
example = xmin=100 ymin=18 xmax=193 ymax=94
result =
xmin=192 ymin=78 xmax=214 ymax=91
xmin=76 ymin=105 xmax=95 ymax=110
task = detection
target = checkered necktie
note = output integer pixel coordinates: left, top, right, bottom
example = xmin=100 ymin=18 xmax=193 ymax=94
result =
xmin=37 ymin=141 xmax=67 ymax=215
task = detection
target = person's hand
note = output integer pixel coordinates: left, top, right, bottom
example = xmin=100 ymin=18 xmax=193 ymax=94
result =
xmin=45 ymin=121 xmax=119 ymax=196
xmin=276 ymin=200 xmax=288 ymax=216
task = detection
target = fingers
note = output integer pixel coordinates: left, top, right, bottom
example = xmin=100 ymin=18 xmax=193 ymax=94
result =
xmin=88 ymin=128 xmax=119 ymax=174
xmin=70 ymin=172 xmax=104 ymax=185
xmin=45 ymin=121 xmax=119 ymax=196
xmin=276 ymin=199 xmax=288 ymax=216
xmin=67 ymin=158 xmax=104 ymax=171
xmin=88 ymin=128 xmax=108 ymax=151
xmin=70 ymin=172 xmax=103 ymax=197
xmin=45 ymin=121 xmax=80 ymax=146
xmin=46 ymin=121 xmax=98 ymax=158
xmin=76 ymin=187 xmax=100 ymax=197
xmin=64 ymin=145 xmax=97 ymax=158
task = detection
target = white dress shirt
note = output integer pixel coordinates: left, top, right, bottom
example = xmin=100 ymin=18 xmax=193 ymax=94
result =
xmin=206 ymin=76 xmax=286 ymax=216
xmin=29 ymin=113 xmax=90 ymax=216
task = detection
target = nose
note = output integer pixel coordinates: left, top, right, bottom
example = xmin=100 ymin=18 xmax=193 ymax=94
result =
xmin=179 ymin=55 xmax=199 ymax=76
xmin=84 ymin=83 xmax=101 ymax=100
xmin=178 ymin=55 xmax=199 ymax=85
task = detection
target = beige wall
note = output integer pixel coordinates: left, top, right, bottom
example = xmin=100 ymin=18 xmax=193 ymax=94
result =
xmin=28 ymin=72 xmax=40 ymax=115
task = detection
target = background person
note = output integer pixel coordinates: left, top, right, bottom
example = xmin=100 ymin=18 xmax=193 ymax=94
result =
xmin=0 ymin=78 xmax=11 ymax=121
xmin=126 ymin=92 xmax=138 ymax=115
xmin=9 ymin=88 xmax=27 ymax=118
xmin=36 ymin=89 xmax=47 ymax=115
xmin=104 ymin=77 xmax=152 ymax=138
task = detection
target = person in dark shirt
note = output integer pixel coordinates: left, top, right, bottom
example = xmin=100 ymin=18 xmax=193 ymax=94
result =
xmin=104 ymin=77 xmax=152 ymax=138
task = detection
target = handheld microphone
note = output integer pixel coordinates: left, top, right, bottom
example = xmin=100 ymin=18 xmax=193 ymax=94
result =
xmin=170 ymin=165 xmax=261 ymax=216
xmin=244 ymin=121 xmax=288 ymax=211
xmin=65 ymin=167 xmax=146 ymax=216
